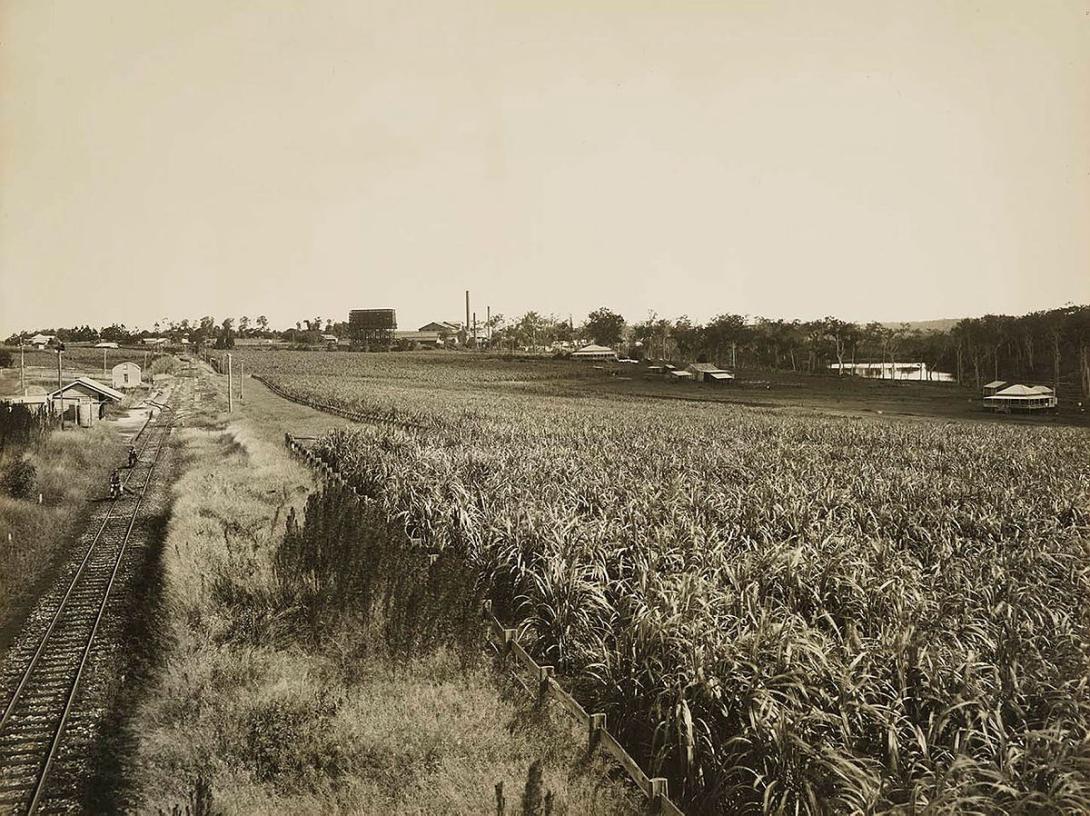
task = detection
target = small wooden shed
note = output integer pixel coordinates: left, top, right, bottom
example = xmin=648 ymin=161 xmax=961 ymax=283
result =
xmin=112 ymin=362 xmax=142 ymax=389
xmin=982 ymin=380 xmax=1007 ymax=397
xmin=686 ymin=362 xmax=735 ymax=384
xmin=51 ymin=377 xmax=124 ymax=422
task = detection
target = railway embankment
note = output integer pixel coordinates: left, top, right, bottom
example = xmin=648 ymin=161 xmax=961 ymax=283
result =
xmin=122 ymin=365 xmax=641 ymax=815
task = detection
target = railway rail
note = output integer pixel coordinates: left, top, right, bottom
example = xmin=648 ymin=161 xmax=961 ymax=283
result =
xmin=0 ymin=407 xmax=174 ymax=815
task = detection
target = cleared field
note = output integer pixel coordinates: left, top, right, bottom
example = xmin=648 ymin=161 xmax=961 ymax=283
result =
xmin=233 ymin=350 xmax=1090 ymax=814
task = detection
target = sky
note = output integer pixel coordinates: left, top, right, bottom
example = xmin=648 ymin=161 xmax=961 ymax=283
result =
xmin=2 ymin=0 xmax=1088 ymax=335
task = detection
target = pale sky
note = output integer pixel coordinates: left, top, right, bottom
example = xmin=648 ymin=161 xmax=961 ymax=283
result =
xmin=2 ymin=0 xmax=1088 ymax=335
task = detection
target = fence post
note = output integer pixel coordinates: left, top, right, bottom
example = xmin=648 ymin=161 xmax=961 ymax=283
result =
xmin=537 ymin=665 xmax=554 ymax=701
xmin=588 ymin=713 xmax=606 ymax=752
xmin=650 ymin=778 xmax=669 ymax=813
xmin=502 ymin=628 xmax=517 ymax=656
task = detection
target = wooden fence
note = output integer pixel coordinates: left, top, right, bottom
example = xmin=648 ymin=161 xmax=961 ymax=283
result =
xmin=283 ymin=432 xmax=686 ymax=816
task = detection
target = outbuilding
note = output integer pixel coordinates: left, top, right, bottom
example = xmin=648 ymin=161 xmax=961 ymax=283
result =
xmin=111 ymin=362 xmax=142 ymax=389
xmin=50 ymin=377 xmax=124 ymax=423
xmin=686 ymin=362 xmax=735 ymax=384
xmin=571 ymin=344 xmax=618 ymax=361
xmin=982 ymin=380 xmax=1007 ymax=397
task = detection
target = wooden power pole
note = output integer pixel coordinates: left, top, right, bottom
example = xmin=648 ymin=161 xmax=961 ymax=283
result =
xmin=227 ymin=353 xmax=234 ymax=412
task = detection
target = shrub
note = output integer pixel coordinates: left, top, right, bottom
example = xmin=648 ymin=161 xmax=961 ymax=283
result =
xmin=149 ymin=355 xmax=179 ymax=376
xmin=0 ymin=349 xmax=13 ymax=368
xmin=1 ymin=458 xmax=36 ymax=499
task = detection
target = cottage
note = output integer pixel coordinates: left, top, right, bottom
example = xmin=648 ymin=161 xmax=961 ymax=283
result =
xmin=571 ymin=344 xmax=618 ymax=361
xmin=982 ymin=384 xmax=1057 ymax=412
xmin=111 ymin=362 xmax=142 ymax=389
xmin=686 ymin=362 xmax=735 ymax=384
xmin=29 ymin=334 xmax=57 ymax=350
xmin=667 ymin=369 xmax=693 ymax=381
xmin=982 ymin=380 xmax=1007 ymax=397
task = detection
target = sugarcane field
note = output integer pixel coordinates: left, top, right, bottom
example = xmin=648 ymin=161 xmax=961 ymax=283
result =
xmin=2 ymin=3 xmax=1089 ymax=815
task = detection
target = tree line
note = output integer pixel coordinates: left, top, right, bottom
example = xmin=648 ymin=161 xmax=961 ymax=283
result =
xmin=6 ymin=304 xmax=1089 ymax=396
xmin=490 ymin=305 xmax=1090 ymax=397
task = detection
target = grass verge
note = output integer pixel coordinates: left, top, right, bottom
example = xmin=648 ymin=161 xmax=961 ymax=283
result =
xmin=126 ymin=369 xmax=640 ymax=815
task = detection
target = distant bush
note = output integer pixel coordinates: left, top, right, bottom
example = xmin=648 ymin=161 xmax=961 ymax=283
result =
xmin=149 ymin=356 xmax=179 ymax=376
xmin=2 ymin=459 xmax=37 ymax=499
xmin=0 ymin=349 xmax=13 ymax=368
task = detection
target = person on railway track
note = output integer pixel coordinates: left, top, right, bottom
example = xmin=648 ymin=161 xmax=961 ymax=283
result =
xmin=109 ymin=468 xmax=129 ymax=499
xmin=128 ymin=444 xmax=138 ymax=467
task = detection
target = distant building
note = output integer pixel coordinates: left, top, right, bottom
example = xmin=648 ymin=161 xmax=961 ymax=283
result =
xmin=142 ymin=337 xmax=169 ymax=346
xmin=983 ymin=384 xmax=1057 ymax=412
xmin=111 ymin=362 xmax=142 ymax=389
xmin=94 ymin=341 xmax=120 ymax=349
xmin=394 ymin=330 xmax=444 ymax=348
xmin=1 ymin=395 xmax=50 ymax=415
xmin=571 ymin=344 xmax=618 ymax=361
xmin=686 ymin=362 xmax=735 ymax=384
xmin=828 ymin=361 xmax=955 ymax=382
xmin=29 ymin=334 xmax=56 ymax=349
xmin=982 ymin=380 xmax=1007 ymax=397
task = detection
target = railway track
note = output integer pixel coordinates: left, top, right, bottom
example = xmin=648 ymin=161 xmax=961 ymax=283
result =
xmin=0 ymin=408 xmax=174 ymax=815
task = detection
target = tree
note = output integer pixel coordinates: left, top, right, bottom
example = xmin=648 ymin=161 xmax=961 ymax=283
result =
xmin=584 ymin=307 xmax=626 ymax=348
xmin=214 ymin=318 xmax=235 ymax=350
xmin=238 ymin=316 xmax=251 ymax=337
xmin=822 ymin=317 xmax=858 ymax=375
xmin=672 ymin=316 xmax=703 ymax=359
xmin=256 ymin=315 xmax=270 ymax=336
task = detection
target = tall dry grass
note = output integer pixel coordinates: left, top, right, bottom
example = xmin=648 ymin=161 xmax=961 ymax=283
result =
xmin=0 ymin=422 xmax=121 ymax=630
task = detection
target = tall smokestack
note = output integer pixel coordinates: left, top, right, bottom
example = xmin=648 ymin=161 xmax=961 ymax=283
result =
xmin=465 ymin=290 xmax=470 ymax=336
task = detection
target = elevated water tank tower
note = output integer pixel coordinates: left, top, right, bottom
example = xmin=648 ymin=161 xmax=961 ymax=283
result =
xmin=348 ymin=309 xmax=397 ymax=351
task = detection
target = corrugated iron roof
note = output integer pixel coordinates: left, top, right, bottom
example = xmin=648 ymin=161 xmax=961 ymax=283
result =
xmin=990 ymin=384 xmax=1045 ymax=398
xmin=983 ymin=380 xmax=1006 ymax=388
xmin=51 ymin=377 xmax=124 ymax=402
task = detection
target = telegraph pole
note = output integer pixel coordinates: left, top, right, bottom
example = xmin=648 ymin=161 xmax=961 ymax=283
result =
xmin=239 ymin=360 xmax=244 ymax=402
xmin=19 ymin=341 xmax=25 ymax=395
xmin=227 ymin=353 xmax=234 ymax=412
xmin=103 ymin=348 xmax=107 ymax=379
xmin=56 ymin=348 xmax=64 ymax=430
